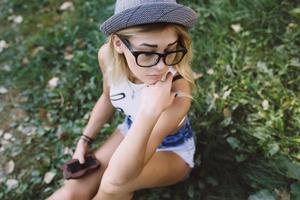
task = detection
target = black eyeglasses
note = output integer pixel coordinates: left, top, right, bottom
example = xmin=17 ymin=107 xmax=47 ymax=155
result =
xmin=116 ymin=34 xmax=187 ymax=68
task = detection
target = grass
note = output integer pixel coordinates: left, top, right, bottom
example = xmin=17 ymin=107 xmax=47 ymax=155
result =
xmin=0 ymin=0 xmax=300 ymax=199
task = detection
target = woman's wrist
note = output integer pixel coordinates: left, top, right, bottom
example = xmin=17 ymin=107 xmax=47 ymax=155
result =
xmin=79 ymin=134 xmax=95 ymax=146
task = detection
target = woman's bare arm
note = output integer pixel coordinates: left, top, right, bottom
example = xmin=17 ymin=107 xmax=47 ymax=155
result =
xmin=102 ymin=74 xmax=191 ymax=185
xmin=82 ymin=43 xmax=114 ymax=139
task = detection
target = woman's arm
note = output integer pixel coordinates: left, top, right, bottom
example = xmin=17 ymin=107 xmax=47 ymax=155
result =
xmin=73 ymin=44 xmax=114 ymax=163
xmin=102 ymin=74 xmax=191 ymax=185
xmin=82 ymin=43 xmax=113 ymax=139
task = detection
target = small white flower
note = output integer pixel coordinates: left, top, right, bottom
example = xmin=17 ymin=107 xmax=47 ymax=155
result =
xmin=13 ymin=15 xmax=23 ymax=24
xmin=6 ymin=179 xmax=18 ymax=190
xmin=0 ymin=40 xmax=9 ymax=53
xmin=207 ymin=68 xmax=214 ymax=75
xmin=48 ymin=77 xmax=60 ymax=89
xmin=231 ymin=24 xmax=242 ymax=33
xmin=262 ymin=100 xmax=269 ymax=110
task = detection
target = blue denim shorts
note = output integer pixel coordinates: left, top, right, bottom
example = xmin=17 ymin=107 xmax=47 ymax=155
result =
xmin=117 ymin=116 xmax=196 ymax=168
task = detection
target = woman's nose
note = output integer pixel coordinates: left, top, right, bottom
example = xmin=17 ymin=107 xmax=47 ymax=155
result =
xmin=153 ymin=58 xmax=167 ymax=71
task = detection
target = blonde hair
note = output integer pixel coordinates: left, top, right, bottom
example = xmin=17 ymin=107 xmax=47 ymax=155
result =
xmin=105 ymin=23 xmax=194 ymax=87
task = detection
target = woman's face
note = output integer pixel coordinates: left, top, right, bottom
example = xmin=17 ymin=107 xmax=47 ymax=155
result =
xmin=115 ymin=27 xmax=178 ymax=85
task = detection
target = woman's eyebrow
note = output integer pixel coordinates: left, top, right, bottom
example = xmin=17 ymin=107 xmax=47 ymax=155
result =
xmin=139 ymin=40 xmax=178 ymax=48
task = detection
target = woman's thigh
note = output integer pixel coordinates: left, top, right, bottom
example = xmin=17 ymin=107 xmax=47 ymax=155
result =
xmin=47 ymin=129 xmax=124 ymax=200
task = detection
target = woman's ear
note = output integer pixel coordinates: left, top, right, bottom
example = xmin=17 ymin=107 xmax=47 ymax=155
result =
xmin=112 ymin=35 xmax=124 ymax=54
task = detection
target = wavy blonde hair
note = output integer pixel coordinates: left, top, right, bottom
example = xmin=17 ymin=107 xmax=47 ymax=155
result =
xmin=105 ymin=23 xmax=194 ymax=87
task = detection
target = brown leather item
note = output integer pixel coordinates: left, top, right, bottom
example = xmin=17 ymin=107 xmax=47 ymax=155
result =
xmin=62 ymin=154 xmax=100 ymax=180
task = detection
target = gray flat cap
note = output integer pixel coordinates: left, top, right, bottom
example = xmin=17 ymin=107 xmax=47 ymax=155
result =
xmin=100 ymin=0 xmax=198 ymax=36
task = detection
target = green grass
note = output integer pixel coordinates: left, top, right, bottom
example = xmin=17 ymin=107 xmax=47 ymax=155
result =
xmin=0 ymin=0 xmax=300 ymax=199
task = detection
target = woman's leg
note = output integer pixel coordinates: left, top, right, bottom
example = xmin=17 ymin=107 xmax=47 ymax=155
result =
xmin=47 ymin=129 xmax=124 ymax=200
xmin=93 ymin=151 xmax=191 ymax=200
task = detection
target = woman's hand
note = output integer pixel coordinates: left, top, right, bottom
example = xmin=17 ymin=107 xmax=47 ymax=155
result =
xmin=140 ymin=72 xmax=176 ymax=116
xmin=72 ymin=138 xmax=90 ymax=164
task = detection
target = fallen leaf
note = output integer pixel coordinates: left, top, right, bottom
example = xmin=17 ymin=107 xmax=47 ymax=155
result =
xmin=31 ymin=46 xmax=44 ymax=57
xmin=59 ymin=1 xmax=74 ymax=11
xmin=5 ymin=160 xmax=15 ymax=174
xmin=6 ymin=179 xmax=18 ymax=190
xmin=48 ymin=77 xmax=60 ymax=89
xmin=20 ymin=126 xmax=37 ymax=136
xmin=13 ymin=15 xmax=23 ymax=24
xmin=4 ymin=133 xmax=12 ymax=140
xmin=44 ymin=171 xmax=56 ymax=184
xmin=231 ymin=24 xmax=242 ymax=33
xmin=2 ymin=64 xmax=11 ymax=72
xmin=0 ymin=40 xmax=9 ymax=53
xmin=275 ymin=189 xmax=290 ymax=200
xmin=63 ymin=147 xmax=73 ymax=155
xmin=38 ymin=108 xmax=48 ymax=121
xmin=222 ymin=89 xmax=232 ymax=100
xmin=223 ymin=107 xmax=232 ymax=118
xmin=262 ymin=100 xmax=269 ymax=110
xmin=64 ymin=52 xmax=74 ymax=60
xmin=207 ymin=68 xmax=214 ymax=75
xmin=0 ymin=86 xmax=8 ymax=94
xmin=193 ymin=71 xmax=203 ymax=80
xmin=56 ymin=126 xmax=69 ymax=141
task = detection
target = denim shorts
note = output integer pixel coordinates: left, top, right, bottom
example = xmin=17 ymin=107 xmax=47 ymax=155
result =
xmin=117 ymin=116 xmax=196 ymax=168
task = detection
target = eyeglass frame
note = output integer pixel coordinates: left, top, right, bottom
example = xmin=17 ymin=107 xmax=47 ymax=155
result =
xmin=115 ymin=34 xmax=188 ymax=68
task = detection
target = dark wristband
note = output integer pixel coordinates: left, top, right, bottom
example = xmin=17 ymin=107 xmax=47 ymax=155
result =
xmin=80 ymin=134 xmax=94 ymax=146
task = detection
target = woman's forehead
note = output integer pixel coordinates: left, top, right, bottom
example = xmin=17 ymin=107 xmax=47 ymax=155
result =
xmin=130 ymin=29 xmax=178 ymax=46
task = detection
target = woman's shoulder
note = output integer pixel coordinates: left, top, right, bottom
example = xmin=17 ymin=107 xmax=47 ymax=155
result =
xmin=97 ymin=43 xmax=110 ymax=73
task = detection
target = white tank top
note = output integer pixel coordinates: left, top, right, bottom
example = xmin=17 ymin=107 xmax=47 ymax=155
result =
xmin=109 ymin=66 xmax=177 ymax=120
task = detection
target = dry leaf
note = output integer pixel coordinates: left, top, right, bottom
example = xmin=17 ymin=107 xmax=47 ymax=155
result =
xmin=6 ymin=179 xmax=18 ymax=190
xmin=31 ymin=46 xmax=44 ymax=57
xmin=5 ymin=160 xmax=15 ymax=174
xmin=2 ymin=64 xmax=11 ymax=72
xmin=275 ymin=188 xmax=290 ymax=200
xmin=38 ymin=108 xmax=48 ymax=121
xmin=59 ymin=1 xmax=74 ymax=11
xmin=64 ymin=53 xmax=74 ymax=60
xmin=48 ymin=77 xmax=60 ymax=89
xmin=44 ymin=171 xmax=56 ymax=184
xmin=0 ymin=40 xmax=9 ymax=53
xmin=21 ymin=126 xmax=37 ymax=136
xmin=222 ymin=89 xmax=232 ymax=99
xmin=0 ymin=86 xmax=8 ymax=94
xmin=223 ymin=108 xmax=232 ymax=118
xmin=231 ymin=24 xmax=242 ymax=33
xmin=193 ymin=71 xmax=203 ymax=80
xmin=262 ymin=100 xmax=269 ymax=110
xmin=207 ymin=69 xmax=214 ymax=75
xmin=63 ymin=147 xmax=73 ymax=155
xmin=13 ymin=15 xmax=23 ymax=24
xmin=4 ymin=133 xmax=12 ymax=140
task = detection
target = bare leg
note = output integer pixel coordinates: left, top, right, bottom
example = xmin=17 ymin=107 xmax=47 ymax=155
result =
xmin=47 ymin=130 xmax=124 ymax=200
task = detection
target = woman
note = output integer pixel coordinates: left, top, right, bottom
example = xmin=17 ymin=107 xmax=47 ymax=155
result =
xmin=48 ymin=0 xmax=198 ymax=199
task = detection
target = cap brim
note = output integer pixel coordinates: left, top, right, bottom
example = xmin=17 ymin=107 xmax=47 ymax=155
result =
xmin=100 ymin=3 xmax=198 ymax=36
